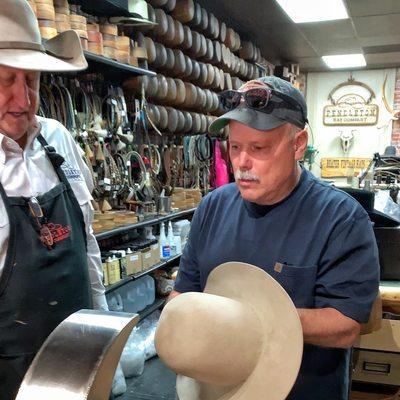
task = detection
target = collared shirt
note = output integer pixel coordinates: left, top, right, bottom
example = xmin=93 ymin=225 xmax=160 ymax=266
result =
xmin=0 ymin=116 xmax=108 ymax=310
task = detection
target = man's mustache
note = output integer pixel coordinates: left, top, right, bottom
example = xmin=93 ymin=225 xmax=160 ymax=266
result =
xmin=234 ymin=170 xmax=260 ymax=182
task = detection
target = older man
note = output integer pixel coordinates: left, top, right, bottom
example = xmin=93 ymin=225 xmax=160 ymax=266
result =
xmin=171 ymin=76 xmax=380 ymax=399
xmin=0 ymin=1 xmax=107 ymax=398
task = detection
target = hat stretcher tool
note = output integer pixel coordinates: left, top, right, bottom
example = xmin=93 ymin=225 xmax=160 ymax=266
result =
xmin=15 ymin=310 xmax=138 ymax=400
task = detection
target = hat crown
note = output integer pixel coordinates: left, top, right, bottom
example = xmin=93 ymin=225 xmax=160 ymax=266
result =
xmin=155 ymin=292 xmax=263 ymax=387
xmin=0 ymin=0 xmax=41 ymax=45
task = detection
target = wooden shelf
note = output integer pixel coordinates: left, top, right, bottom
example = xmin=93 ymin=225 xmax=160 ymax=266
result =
xmin=96 ymin=208 xmax=196 ymax=241
xmin=84 ymin=51 xmax=156 ymax=77
xmin=105 ymin=253 xmax=181 ymax=294
xmin=73 ymin=0 xmax=132 ymax=17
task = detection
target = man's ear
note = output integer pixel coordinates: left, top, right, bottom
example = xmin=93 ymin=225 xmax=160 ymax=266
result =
xmin=294 ymin=129 xmax=308 ymax=161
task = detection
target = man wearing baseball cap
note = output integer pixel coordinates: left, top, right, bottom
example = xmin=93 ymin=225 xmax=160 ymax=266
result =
xmin=170 ymin=76 xmax=380 ymax=399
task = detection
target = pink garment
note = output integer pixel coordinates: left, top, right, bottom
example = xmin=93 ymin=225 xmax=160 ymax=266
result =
xmin=214 ymin=140 xmax=229 ymax=187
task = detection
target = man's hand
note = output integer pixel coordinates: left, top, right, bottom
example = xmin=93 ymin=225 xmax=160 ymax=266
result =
xmin=297 ymin=308 xmax=361 ymax=348
xmin=167 ymin=290 xmax=181 ymax=303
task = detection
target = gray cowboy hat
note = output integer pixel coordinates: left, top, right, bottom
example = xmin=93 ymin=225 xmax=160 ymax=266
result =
xmin=0 ymin=0 xmax=87 ymax=72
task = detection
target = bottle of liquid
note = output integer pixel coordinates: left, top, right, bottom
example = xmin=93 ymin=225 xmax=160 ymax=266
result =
xmin=174 ymin=234 xmax=182 ymax=255
xmin=167 ymin=221 xmax=176 ymax=256
xmin=159 ymin=223 xmax=170 ymax=259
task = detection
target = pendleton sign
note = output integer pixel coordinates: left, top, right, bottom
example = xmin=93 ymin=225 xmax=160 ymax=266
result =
xmin=323 ymin=78 xmax=379 ymax=126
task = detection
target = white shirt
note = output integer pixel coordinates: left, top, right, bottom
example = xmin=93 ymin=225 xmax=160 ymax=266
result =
xmin=0 ymin=116 xmax=108 ymax=310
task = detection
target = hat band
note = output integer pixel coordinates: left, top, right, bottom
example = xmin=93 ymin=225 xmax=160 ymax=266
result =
xmin=0 ymin=41 xmax=74 ymax=61
xmin=0 ymin=41 xmax=45 ymax=52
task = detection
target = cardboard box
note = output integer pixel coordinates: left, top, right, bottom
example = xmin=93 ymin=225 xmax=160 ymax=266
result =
xmin=126 ymin=251 xmax=142 ymax=275
xmin=150 ymin=242 xmax=160 ymax=266
xmin=141 ymin=247 xmax=152 ymax=271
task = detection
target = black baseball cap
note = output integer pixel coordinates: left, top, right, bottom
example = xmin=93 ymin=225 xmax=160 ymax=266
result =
xmin=209 ymin=76 xmax=308 ymax=134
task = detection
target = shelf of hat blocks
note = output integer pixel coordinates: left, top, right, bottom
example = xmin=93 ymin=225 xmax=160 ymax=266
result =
xmin=96 ymin=207 xmax=196 ymax=241
xmin=105 ymin=252 xmax=182 ymax=294
xmin=141 ymin=2 xmax=272 ymax=79
xmin=120 ymin=7 xmax=273 ymax=133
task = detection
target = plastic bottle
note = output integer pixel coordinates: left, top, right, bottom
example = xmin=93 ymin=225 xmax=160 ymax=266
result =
xmin=174 ymin=234 xmax=182 ymax=255
xmin=159 ymin=223 xmax=170 ymax=259
xmin=167 ymin=221 xmax=176 ymax=256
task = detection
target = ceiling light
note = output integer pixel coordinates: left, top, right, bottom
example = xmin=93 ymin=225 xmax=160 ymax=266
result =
xmin=322 ymin=54 xmax=367 ymax=69
xmin=275 ymin=0 xmax=348 ymax=23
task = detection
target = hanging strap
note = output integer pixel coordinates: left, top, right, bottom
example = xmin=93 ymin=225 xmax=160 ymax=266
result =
xmin=36 ymin=134 xmax=70 ymax=188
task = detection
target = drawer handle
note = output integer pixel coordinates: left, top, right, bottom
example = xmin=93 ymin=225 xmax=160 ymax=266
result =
xmin=363 ymin=361 xmax=391 ymax=374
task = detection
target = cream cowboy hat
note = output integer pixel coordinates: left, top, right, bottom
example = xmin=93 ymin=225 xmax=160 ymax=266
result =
xmin=0 ymin=0 xmax=87 ymax=72
xmin=109 ymin=0 xmax=158 ymax=26
xmin=155 ymin=262 xmax=303 ymax=400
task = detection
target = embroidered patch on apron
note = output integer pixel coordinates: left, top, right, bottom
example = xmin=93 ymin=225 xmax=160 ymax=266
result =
xmin=61 ymin=161 xmax=83 ymax=182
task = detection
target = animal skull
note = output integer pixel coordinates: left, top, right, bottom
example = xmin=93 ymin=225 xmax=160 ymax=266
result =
xmin=339 ymin=130 xmax=354 ymax=155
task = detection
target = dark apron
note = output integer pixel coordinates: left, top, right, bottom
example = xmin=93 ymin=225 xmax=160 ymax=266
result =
xmin=0 ymin=134 xmax=92 ymax=400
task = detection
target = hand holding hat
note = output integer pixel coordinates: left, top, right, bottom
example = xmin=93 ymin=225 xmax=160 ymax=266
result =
xmin=155 ymin=262 xmax=303 ymax=400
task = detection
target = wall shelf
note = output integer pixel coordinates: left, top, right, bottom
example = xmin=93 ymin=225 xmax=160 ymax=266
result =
xmin=138 ymin=297 xmax=166 ymax=321
xmin=84 ymin=51 xmax=156 ymax=78
xmin=73 ymin=0 xmax=132 ymax=17
xmin=105 ymin=253 xmax=181 ymax=294
xmin=96 ymin=208 xmax=196 ymax=241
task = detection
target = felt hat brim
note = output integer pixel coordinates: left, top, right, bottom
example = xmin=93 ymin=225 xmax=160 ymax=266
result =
xmin=0 ymin=30 xmax=87 ymax=72
xmin=176 ymin=262 xmax=303 ymax=400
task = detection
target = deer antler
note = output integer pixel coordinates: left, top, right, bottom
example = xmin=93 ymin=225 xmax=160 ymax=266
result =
xmin=377 ymin=75 xmax=399 ymax=129
xmin=382 ymin=75 xmax=399 ymax=120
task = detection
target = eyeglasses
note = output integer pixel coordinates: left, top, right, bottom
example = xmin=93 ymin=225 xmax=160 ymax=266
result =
xmin=28 ymin=197 xmax=54 ymax=250
xmin=219 ymin=87 xmax=304 ymax=117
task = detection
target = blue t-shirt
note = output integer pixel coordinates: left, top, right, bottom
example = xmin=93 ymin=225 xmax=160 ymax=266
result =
xmin=175 ymin=168 xmax=380 ymax=400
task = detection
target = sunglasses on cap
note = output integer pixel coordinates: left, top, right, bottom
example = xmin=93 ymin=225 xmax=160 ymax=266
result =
xmin=219 ymin=87 xmax=306 ymax=122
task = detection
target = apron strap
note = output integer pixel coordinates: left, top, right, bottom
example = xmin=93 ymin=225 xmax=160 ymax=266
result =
xmin=36 ymin=134 xmax=71 ymax=188
xmin=0 ymin=176 xmax=9 ymax=205
xmin=0 ymin=176 xmax=17 ymax=298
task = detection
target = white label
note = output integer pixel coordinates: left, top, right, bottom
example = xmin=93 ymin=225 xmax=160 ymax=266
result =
xmin=130 ymin=255 xmax=139 ymax=261
xmin=104 ymin=178 xmax=111 ymax=185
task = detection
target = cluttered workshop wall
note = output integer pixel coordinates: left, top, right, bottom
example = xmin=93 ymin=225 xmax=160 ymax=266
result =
xmin=306 ymin=69 xmax=396 ymax=182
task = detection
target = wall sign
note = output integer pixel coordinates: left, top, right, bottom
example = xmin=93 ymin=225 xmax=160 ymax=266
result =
xmin=321 ymin=157 xmax=372 ymax=178
xmin=323 ymin=78 xmax=379 ymax=126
